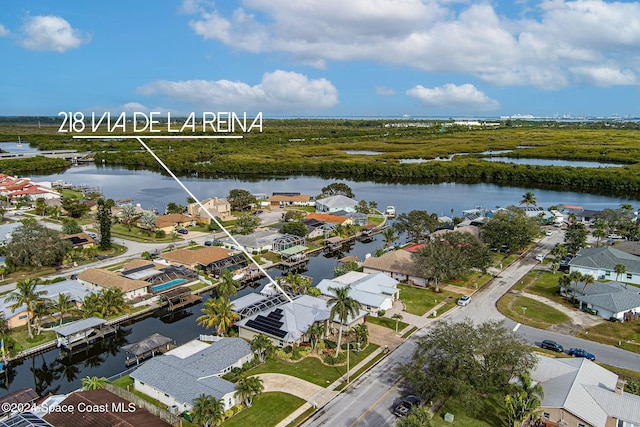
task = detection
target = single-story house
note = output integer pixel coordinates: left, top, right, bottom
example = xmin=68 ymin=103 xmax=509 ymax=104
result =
xmin=302 ymin=218 xmax=336 ymax=239
xmin=43 ymin=388 xmax=173 ymax=427
xmin=428 ymin=225 xmax=480 ymax=241
xmin=561 ymin=280 xmax=640 ymax=322
xmin=220 ymin=230 xmax=284 ymax=253
xmin=518 ymin=206 xmax=556 ymax=223
xmin=315 ymin=195 xmax=358 ymax=213
xmin=236 ymin=294 xmax=367 ymax=347
xmin=77 ymin=268 xmax=150 ymax=299
xmin=154 ymin=213 xmax=195 ymax=233
xmin=532 ymin=355 xmax=640 ymax=427
xmin=0 ymin=388 xmax=39 ymax=418
xmin=306 ymin=212 xmax=352 ymax=225
xmin=61 ymin=232 xmax=95 ymax=248
xmin=119 ymin=258 xmax=200 ymax=286
xmin=188 ymin=197 xmax=232 ymax=220
xmin=130 ymin=338 xmax=253 ymax=412
xmin=569 ymin=247 xmax=640 ymax=286
xmin=268 ymin=194 xmax=313 ymax=209
xmin=332 ymin=210 xmax=368 ymax=226
xmin=316 ymin=271 xmax=399 ymax=314
xmin=159 ymin=246 xmax=246 ymax=275
xmin=362 ymin=249 xmax=426 ymax=286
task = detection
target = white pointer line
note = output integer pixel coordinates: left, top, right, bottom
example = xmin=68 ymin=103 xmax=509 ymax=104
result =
xmin=134 ymin=137 xmax=293 ymax=303
xmin=73 ymin=135 xmax=243 ymax=139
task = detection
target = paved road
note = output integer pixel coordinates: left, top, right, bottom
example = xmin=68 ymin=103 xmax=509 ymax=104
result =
xmin=303 ymin=230 xmax=640 ymax=426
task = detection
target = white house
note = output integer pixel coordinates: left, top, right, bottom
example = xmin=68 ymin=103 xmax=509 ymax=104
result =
xmin=130 ymin=338 xmax=253 ymax=412
xmin=315 ymin=195 xmax=358 ymax=213
xmin=561 ymin=280 xmax=640 ymax=322
xmin=569 ymin=247 xmax=640 ymax=286
xmin=316 ymin=271 xmax=399 ymax=313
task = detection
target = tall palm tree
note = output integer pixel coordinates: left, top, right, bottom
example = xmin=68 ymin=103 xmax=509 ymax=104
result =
xmin=50 ymin=293 xmax=76 ymax=326
xmin=81 ymin=376 xmax=107 ymax=390
xmin=519 ymin=191 xmax=537 ymax=207
xmin=250 ymin=334 xmax=273 ymax=363
xmin=197 ymin=297 xmax=239 ymax=337
xmin=235 ymin=376 xmax=264 ymax=407
xmin=307 ymin=322 xmax=326 ymax=350
xmin=192 ymin=394 xmax=225 ymax=427
xmin=568 ymin=271 xmax=584 ymax=302
xmin=216 ymin=270 xmax=239 ymax=299
xmin=352 ymin=323 xmax=369 ymax=347
xmin=4 ymin=278 xmax=46 ymax=338
xmin=78 ymin=294 xmax=102 ymax=318
xmin=581 ymin=274 xmax=595 ymax=295
xmin=591 ymin=220 xmax=607 ymax=247
xmin=327 ymin=285 xmax=362 ymax=356
xmin=504 ymin=373 xmax=544 ymax=427
xmin=97 ymin=288 xmax=130 ymax=317
xmin=382 ymin=227 xmax=399 ymax=249
xmin=391 ymin=313 xmax=404 ymax=333
xmin=615 ymin=263 xmax=627 ymax=281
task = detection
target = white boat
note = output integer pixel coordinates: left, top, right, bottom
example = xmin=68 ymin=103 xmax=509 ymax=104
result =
xmin=385 ymin=206 xmax=396 ymax=218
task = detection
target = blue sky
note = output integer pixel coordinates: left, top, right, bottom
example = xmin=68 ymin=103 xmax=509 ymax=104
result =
xmin=1 ymin=0 xmax=640 ymax=118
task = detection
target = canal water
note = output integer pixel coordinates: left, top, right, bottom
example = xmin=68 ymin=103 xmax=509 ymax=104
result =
xmin=1 ymin=164 xmax=637 ymax=397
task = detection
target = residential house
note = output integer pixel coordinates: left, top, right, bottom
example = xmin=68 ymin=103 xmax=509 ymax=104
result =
xmin=235 ymin=294 xmax=367 ymax=347
xmin=220 ymin=229 xmax=288 ymax=253
xmin=0 ymin=174 xmax=60 ymax=202
xmin=0 ymin=388 xmax=38 ymax=419
xmin=154 ymin=213 xmax=195 ymax=233
xmin=188 ymin=197 xmax=232 ymax=220
xmin=518 ymin=206 xmax=556 ymax=223
xmin=43 ymin=388 xmax=173 ymax=427
xmin=159 ymin=246 xmax=246 ymax=276
xmin=316 ymin=271 xmax=399 ymax=314
xmin=268 ymin=193 xmax=313 ymax=209
xmin=130 ymin=337 xmax=253 ymax=412
xmin=61 ymin=232 xmax=95 ymax=248
xmin=0 ymin=222 xmax=20 ymax=244
xmin=559 ymin=205 xmax=601 ymax=223
xmin=362 ymin=249 xmax=426 ymax=286
xmin=569 ymin=247 xmax=640 ymax=286
xmin=561 ymin=280 xmax=640 ymax=322
xmin=332 ymin=210 xmax=368 ymax=226
xmin=302 ymin=218 xmax=336 ymax=239
xmin=315 ymin=195 xmax=359 ymax=213
xmin=532 ymin=355 xmax=640 ymax=427
xmin=77 ymin=268 xmax=150 ymax=299
xmin=306 ymin=212 xmax=352 ymax=225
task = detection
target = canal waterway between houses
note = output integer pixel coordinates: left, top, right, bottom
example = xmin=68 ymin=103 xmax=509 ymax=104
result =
xmin=1 ymin=163 xmax=637 ymax=397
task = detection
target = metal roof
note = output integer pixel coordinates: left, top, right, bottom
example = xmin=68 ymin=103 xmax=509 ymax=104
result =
xmin=121 ymin=333 xmax=173 ymax=356
xmin=53 ymin=317 xmax=107 ymax=337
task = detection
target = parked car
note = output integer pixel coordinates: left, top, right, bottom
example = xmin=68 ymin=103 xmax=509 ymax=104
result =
xmin=86 ymin=232 xmax=97 ymax=239
xmin=540 ymin=340 xmax=564 ymax=353
xmin=545 ymin=230 xmax=553 ymax=236
xmin=392 ymin=395 xmax=421 ymax=417
xmin=535 ymin=254 xmax=545 ymax=262
xmin=176 ymin=228 xmax=189 ymax=234
xmin=608 ymin=234 xmax=624 ymax=240
xmin=254 ymin=209 xmax=264 ymax=215
xmin=457 ymin=295 xmax=471 ymax=306
xmin=568 ymin=348 xmax=596 ymax=360
xmin=204 ymin=240 xmax=221 ymax=246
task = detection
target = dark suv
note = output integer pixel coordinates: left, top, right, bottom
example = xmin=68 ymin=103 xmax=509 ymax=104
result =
xmin=540 ymin=340 xmax=563 ymax=353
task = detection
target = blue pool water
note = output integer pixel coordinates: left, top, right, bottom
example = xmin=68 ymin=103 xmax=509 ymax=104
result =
xmin=151 ymin=279 xmax=188 ymax=292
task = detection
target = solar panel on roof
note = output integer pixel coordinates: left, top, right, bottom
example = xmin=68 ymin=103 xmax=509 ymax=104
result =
xmin=254 ymin=315 xmax=283 ymax=328
xmin=246 ymin=319 xmax=287 ymax=338
xmin=121 ymin=264 xmax=154 ymax=276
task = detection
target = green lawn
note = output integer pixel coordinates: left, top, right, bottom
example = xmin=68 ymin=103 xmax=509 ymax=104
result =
xmin=398 ymin=284 xmax=454 ymax=316
xmin=6 ymin=327 xmax=55 ymax=355
xmin=243 ymin=344 xmax=379 ymax=387
xmin=431 ymin=394 xmax=504 ymax=427
xmin=222 ymin=392 xmax=305 ymax=427
xmin=527 ymin=271 xmax=566 ymax=301
xmin=578 ymin=321 xmax=640 ymax=354
xmin=497 ymin=295 xmax=570 ymax=329
xmin=366 ymin=315 xmax=408 ymax=332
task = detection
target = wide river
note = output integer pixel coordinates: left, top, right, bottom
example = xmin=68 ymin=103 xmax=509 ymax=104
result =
xmin=1 ymin=163 xmax=637 ymax=397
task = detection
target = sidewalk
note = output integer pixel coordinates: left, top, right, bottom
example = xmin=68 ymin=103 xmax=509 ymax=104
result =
xmin=519 ymin=291 xmax=605 ymax=334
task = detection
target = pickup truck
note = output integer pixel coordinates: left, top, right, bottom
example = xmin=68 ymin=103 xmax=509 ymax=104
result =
xmin=392 ymin=395 xmax=421 ymax=417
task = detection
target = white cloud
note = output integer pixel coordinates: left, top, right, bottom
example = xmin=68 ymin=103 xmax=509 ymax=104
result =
xmin=0 ymin=24 xmax=10 ymax=37
xmin=82 ymin=103 xmax=178 ymax=116
xmin=19 ymin=15 xmax=88 ymax=53
xmin=184 ymin=0 xmax=640 ymax=89
xmin=406 ymin=83 xmax=499 ymax=111
xmin=375 ymin=86 xmax=396 ymax=96
xmin=137 ymin=70 xmax=338 ymax=113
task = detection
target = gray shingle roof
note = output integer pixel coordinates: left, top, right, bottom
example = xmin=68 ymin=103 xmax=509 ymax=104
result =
xmin=577 ymin=282 xmax=640 ymax=314
xmin=570 ymin=247 xmax=640 ymax=273
xmin=130 ymin=338 xmax=251 ymax=405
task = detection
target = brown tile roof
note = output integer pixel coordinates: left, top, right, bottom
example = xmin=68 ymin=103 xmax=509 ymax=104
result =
xmin=61 ymin=232 xmax=95 ymax=246
xmin=121 ymin=259 xmax=155 ymax=271
xmin=306 ymin=213 xmax=349 ymax=224
xmin=0 ymin=387 xmax=38 ymax=407
xmin=362 ymin=249 xmax=420 ymax=276
xmin=78 ymin=268 xmax=149 ymax=292
xmin=43 ymin=389 xmax=172 ymax=427
xmin=156 ymin=213 xmax=193 ymax=228
xmin=268 ymin=194 xmax=310 ymax=202
xmin=160 ymin=246 xmax=234 ymax=266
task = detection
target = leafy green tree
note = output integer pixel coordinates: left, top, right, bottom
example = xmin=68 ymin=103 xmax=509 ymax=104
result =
xmin=81 ymin=376 xmax=107 ymax=390
xmin=282 ymin=210 xmax=305 ymax=222
xmin=591 ymin=220 xmax=608 ymax=247
xmin=78 ymin=294 xmax=102 ymax=319
xmin=96 ymin=199 xmax=112 ymax=250
xmin=615 ymin=263 xmax=627 ymax=281
xmin=308 ymin=287 xmax=322 ymax=297
xmin=165 ymin=202 xmax=185 ymax=214
xmin=139 ymin=211 xmax=157 ymax=236
xmin=281 ymin=221 xmax=307 ymax=237
xmin=352 ymin=323 xmax=368 ymax=347
xmin=327 ymin=285 xmax=362 ymax=356
xmin=4 ymin=278 xmax=46 ymax=338
xmin=96 ymin=288 xmax=130 ymax=317
xmin=35 ymin=197 xmax=47 ymax=216
xmin=393 ymin=210 xmax=439 ymax=243
xmin=397 ymin=406 xmax=432 ymax=427
xmin=519 ymin=191 xmax=537 ymax=207
xmin=197 ymin=297 xmax=239 ymax=337
xmin=355 ymin=200 xmax=370 ymax=214
xmin=192 ymin=394 xmax=225 ymax=427
xmin=250 ymin=334 xmax=274 ymax=363
xmin=120 ymin=203 xmax=137 ymax=232
xmin=479 ymin=209 xmax=540 ymax=252
xmin=4 ymin=222 xmax=71 ymax=268
xmin=581 ymin=274 xmax=595 ymax=294
xmin=284 ymin=272 xmax=311 ymax=295
xmin=400 ymin=319 xmax=537 ymax=415
xmin=236 ymin=213 xmax=260 ymax=235
xmin=334 ymin=261 xmax=360 ymax=277
xmin=228 ymin=189 xmax=256 ymax=211
xmin=564 ymin=222 xmax=588 ymax=254
xmin=320 ymin=182 xmax=355 ymax=199
xmin=369 ymin=200 xmax=378 ymax=211
xmin=568 ymin=271 xmax=584 ymax=302
xmin=216 ymin=270 xmax=239 ymax=299
xmin=307 ymin=322 xmax=326 ymax=350
xmin=382 ymin=227 xmax=399 ymax=249
xmin=61 ymin=219 xmax=83 ymax=235
xmin=235 ymin=376 xmax=264 ymax=407
xmin=61 ymin=198 xmax=89 ymax=218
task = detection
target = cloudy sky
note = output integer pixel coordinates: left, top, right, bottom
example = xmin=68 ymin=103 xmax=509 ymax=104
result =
xmin=1 ymin=0 xmax=639 ymax=117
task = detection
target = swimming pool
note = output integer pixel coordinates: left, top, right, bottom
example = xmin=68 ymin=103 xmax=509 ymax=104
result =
xmin=151 ymin=279 xmax=188 ymax=292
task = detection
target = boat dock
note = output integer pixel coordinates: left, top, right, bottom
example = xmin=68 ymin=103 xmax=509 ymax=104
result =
xmin=53 ymin=317 xmax=117 ymax=351
xmin=121 ymin=333 xmax=176 ymax=366
xmin=157 ymin=286 xmax=201 ymax=311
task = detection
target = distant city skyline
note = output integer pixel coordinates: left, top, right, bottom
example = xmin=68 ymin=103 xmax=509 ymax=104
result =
xmin=1 ymin=1 xmax=640 ymax=118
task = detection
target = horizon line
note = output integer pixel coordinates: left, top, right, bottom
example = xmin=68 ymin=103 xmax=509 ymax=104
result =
xmin=72 ymin=135 xmax=244 ymax=139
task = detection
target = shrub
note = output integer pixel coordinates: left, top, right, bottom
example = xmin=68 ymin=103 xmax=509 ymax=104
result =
xmin=316 ymin=340 xmax=326 ymax=352
xmin=324 ymin=340 xmax=337 ymax=349
xmin=224 ymin=409 xmax=234 ymax=419
xmin=292 ymin=346 xmax=312 ymax=360
xmin=283 ymin=345 xmax=293 ymax=354
xmin=155 ymin=229 xmax=166 ymax=238
xmin=275 ymin=349 xmax=291 ymax=359
xmin=378 ymin=309 xmax=386 ymax=317
xmin=322 ymin=352 xmax=347 ymax=365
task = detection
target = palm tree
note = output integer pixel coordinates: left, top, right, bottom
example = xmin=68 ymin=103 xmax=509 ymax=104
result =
xmin=78 ymin=294 xmax=102 ymax=318
xmin=97 ymin=288 xmax=130 ymax=317
xmin=592 ymin=220 xmax=607 ymax=247
xmin=504 ymin=373 xmax=544 ymax=427
xmin=519 ymin=191 xmax=537 ymax=207
xmin=216 ymin=270 xmax=239 ymax=299
xmin=235 ymin=376 xmax=264 ymax=407
xmin=382 ymin=227 xmax=399 ymax=249
xmin=250 ymin=334 xmax=273 ymax=363
xmin=197 ymin=297 xmax=239 ymax=337
xmin=0 ymin=265 xmax=6 ymax=281
xmin=81 ymin=376 xmax=107 ymax=390
xmin=192 ymin=394 xmax=225 ymax=427
xmin=4 ymin=278 xmax=46 ymax=338
xmin=50 ymin=293 xmax=76 ymax=326
xmin=615 ymin=263 xmax=627 ymax=281
xmin=352 ymin=323 xmax=368 ymax=347
xmin=391 ymin=313 xmax=403 ymax=333
xmin=307 ymin=322 xmax=326 ymax=351
xmin=327 ymin=285 xmax=362 ymax=356
xmin=568 ymin=271 xmax=584 ymax=302
xmin=557 ymin=274 xmax=571 ymax=297
xmin=581 ymin=274 xmax=595 ymax=295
